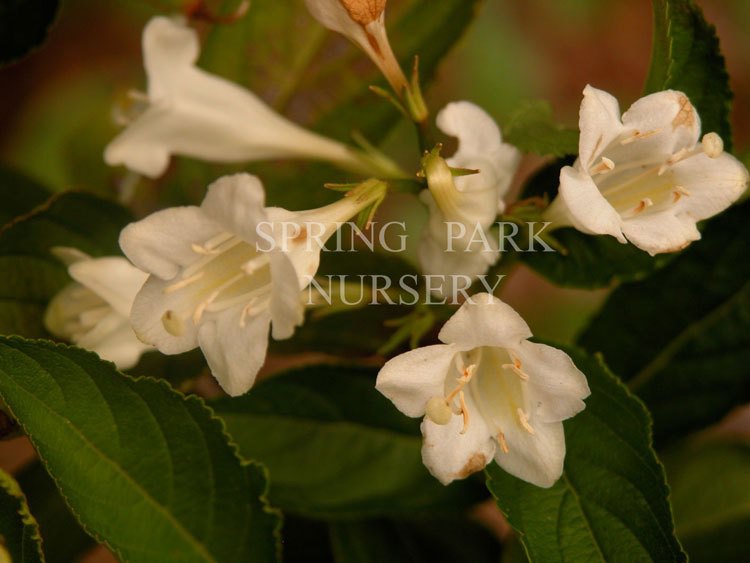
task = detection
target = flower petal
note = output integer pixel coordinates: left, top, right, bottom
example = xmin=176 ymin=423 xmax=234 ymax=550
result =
xmin=68 ymin=257 xmax=148 ymax=318
xmin=558 ymin=166 xmax=626 ymax=242
xmin=438 ymin=293 xmax=532 ymax=350
xmin=621 ymin=210 xmax=701 ymax=255
xmin=513 ymin=341 xmax=590 ymax=423
xmin=90 ymin=320 xmax=153 ymax=370
xmin=421 ymin=406 xmax=496 ymax=485
xmin=119 ymin=207 xmax=223 ymax=280
xmin=578 ymin=85 xmax=623 ymax=168
xmin=197 ymin=307 xmax=271 ymax=396
xmin=493 ymin=419 xmax=566 ymax=488
xmin=200 ymin=174 xmax=269 ymax=244
xmin=142 ymin=16 xmax=200 ymax=99
xmin=376 ymin=344 xmax=457 ymax=417
xmin=671 ymin=151 xmax=749 ymax=220
xmin=269 ymin=251 xmax=305 ymax=341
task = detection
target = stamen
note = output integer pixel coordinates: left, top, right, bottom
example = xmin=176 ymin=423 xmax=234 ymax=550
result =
xmin=502 ymin=357 xmax=529 ymax=380
xmin=459 ymin=391 xmax=470 ymax=434
xmin=591 ymin=157 xmax=615 ymax=175
xmin=164 ymin=271 xmax=205 ymax=293
xmin=445 ymin=363 xmax=476 ymax=402
xmin=191 ymin=243 xmax=219 ymax=255
xmin=673 ymin=186 xmax=690 ymax=203
xmin=193 ymin=290 xmax=220 ymax=325
xmin=497 ymin=431 xmax=509 ymax=454
xmin=162 ymin=310 xmax=185 ymax=336
xmin=517 ymin=408 xmax=535 ymax=435
xmin=425 ymin=396 xmax=453 ymax=425
xmin=621 ymin=129 xmax=659 ymax=145
xmin=634 ymin=198 xmax=654 ymax=214
xmin=242 ymin=254 xmax=270 ymax=275
xmin=702 ymin=132 xmax=724 ymax=158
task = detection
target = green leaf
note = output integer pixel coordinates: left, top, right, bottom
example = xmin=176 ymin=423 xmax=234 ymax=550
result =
xmin=0 ymin=468 xmax=44 ymax=562
xmin=212 ymin=365 xmax=488 ymax=518
xmin=0 ymin=337 xmax=281 ymax=562
xmin=486 ymin=347 xmax=686 ymax=562
xmin=503 ymin=100 xmax=578 ymax=158
xmin=519 ymin=159 xmax=671 ymax=288
xmin=16 ymin=462 xmax=93 ymax=563
xmin=0 ymin=167 xmax=50 ymax=227
xmin=0 ymin=0 xmax=59 ymax=66
xmin=579 ymin=201 xmax=750 ymax=445
xmin=0 ymin=192 xmax=132 ymax=337
xmin=329 ymin=517 xmax=501 ymax=563
xmin=644 ymin=0 xmax=733 ymax=149
xmin=665 ymin=437 xmax=750 ymax=562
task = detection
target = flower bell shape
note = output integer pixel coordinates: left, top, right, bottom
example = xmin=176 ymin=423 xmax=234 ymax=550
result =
xmin=418 ymin=102 xmax=520 ymax=296
xmin=44 ymin=248 xmax=152 ymax=369
xmin=376 ymin=293 xmax=590 ymax=487
xmin=119 ymin=173 xmax=385 ymax=396
xmin=104 ymin=16 xmax=368 ymax=178
xmin=545 ymin=86 xmax=749 ymax=255
xmin=304 ymin=0 xmax=407 ymax=93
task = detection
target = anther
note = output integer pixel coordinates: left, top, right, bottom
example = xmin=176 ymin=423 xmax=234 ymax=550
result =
xmin=673 ymin=186 xmax=690 ymax=203
xmin=164 ymin=271 xmax=205 ymax=293
xmin=497 ymin=431 xmax=509 ymax=454
xmin=702 ymin=132 xmax=724 ymax=158
xmin=621 ymin=129 xmax=658 ymax=145
xmin=634 ymin=198 xmax=654 ymax=214
xmin=459 ymin=391 xmax=470 ymax=434
xmin=591 ymin=157 xmax=615 ymax=175
xmin=517 ymin=408 xmax=535 ymax=435
xmin=162 ymin=310 xmax=185 ymax=336
xmin=502 ymin=357 xmax=529 ymax=380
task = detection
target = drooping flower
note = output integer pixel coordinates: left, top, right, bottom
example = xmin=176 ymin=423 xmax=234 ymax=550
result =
xmin=544 ymin=85 xmax=749 ymax=255
xmin=418 ymin=102 xmax=520 ymax=296
xmin=44 ymin=248 xmax=151 ymax=369
xmin=119 ymin=173 xmax=386 ymax=396
xmin=376 ymin=293 xmax=590 ymax=487
xmin=105 ymin=16 xmax=377 ymax=178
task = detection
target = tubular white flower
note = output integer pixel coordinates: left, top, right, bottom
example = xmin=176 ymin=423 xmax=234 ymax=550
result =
xmin=119 ymin=173 xmax=385 ymax=396
xmin=104 ymin=16 xmax=370 ymax=178
xmin=418 ymin=102 xmax=520 ymax=296
xmin=44 ymin=248 xmax=151 ymax=369
xmin=376 ymin=293 xmax=590 ymax=487
xmin=304 ymin=0 xmax=407 ymax=93
xmin=545 ymin=85 xmax=749 ymax=255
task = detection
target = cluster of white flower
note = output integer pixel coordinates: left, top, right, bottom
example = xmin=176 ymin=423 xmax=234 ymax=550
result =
xmin=44 ymin=0 xmax=748 ymax=488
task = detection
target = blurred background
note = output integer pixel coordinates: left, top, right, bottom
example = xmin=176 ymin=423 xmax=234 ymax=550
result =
xmin=0 ymin=1 xmax=747 ymax=560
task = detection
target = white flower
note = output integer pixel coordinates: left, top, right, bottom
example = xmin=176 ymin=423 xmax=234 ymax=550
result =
xmin=376 ymin=293 xmax=590 ymax=487
xmin=418 ymin=102 xmax=520 ymax=296
xmin=119 ymin=173 xmax=385 ymax=396
xmin=44 ymin=248 xmax=151 ymax=369
xmin=105 ymin=16 xmax=370 ymax=178
xmin=304 ymin=0 xmax=407 ymax=93
xmin=545 ymin=85 xmax=749 ymax=255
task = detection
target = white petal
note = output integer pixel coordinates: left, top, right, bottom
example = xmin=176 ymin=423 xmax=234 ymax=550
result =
xmin=421 ymin=406 xmax=496 ymax=485
xmin=129 ymin=276 xmax=199 ymax=354
xmin=200 ymin=174 xmax=269 ymax=244
xmin=438 ymin=293 xmax=532 ymax=350
xmin=142 ymin=16 xmax=200 ymax=99
xmin=671 ymin=151 xmax=749 ymax=220
xmin=437 ymin=101 xmax=504 ymax=163
xmin=68 ymin=257 xmax=148 ymax=317
xmin=375 ymin=344 xmax=457 ymax=417
xmin=90 ymin=321 xmax=152 ymax=370
xmin=197 ymin=307 xmax=271 ymax=396
xmin=50 ymin=247 xmax=91 ymax=266
xmin=513 ymin=341 xmax=590 ymax=423
xmin=493 ymin=419 xmax=566 ymax=488
xmin=621 ymin=210 xmax=701 ymax=255
xmin=578 ymin=85 xmax=623 ymax=168
xmin=621 ymin=90 xmax=701 ymax=156
xmin=119 ymin=207 xmax=223 ymax=280
xmin=558 ymin=166 xmax=626 ymax=242
xmin=269 ymin=251 xmax=305 ymax=341
xmin=304 ymin=0 xmax=375 ymax=55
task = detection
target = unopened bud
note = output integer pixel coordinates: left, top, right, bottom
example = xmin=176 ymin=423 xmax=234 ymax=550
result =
xmin=340 ymin=0 xmax=386 ymax=26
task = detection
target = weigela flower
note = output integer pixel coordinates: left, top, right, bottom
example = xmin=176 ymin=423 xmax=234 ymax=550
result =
xmin=304 ymin=0 xmax=407 ymax=93
xmin=105 ymin=16 xmax=370 ymax=178
xmin=376 ymin=293 xmax=590 ymax=487
xmin=545 ymin=85 xmax=749 ymax=255
xmin=418 ymin=102 xmax=520 ymax=296
xmin=119 ymin=173 xmax=385 ymax=396
xmin=44 ymin=248 xmax=151 ymax=369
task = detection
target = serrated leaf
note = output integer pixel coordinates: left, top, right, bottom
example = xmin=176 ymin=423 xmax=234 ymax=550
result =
xmin=579 ymin=201 xmax=750 ymax=445
xmin=329 ymin=517 xmax=500 ymax=563
xmin=0 ymin=192 xmax=132 ymax=337
xmin=503 ymin=100 xmax=578 ymax=158
xmin=486 ymin=347 xmax=686 ymax=562
xmin=0 ymin=468 xmax=44 ymax=563
xmin=0 ymin=337 xmax=281 ymax=563
xmin=16 ymin=462 xmax=93 ymax=563
xmin=645 ymin=0 xmax=733 ymax=149
xmin=0 ymin=167 xmax=49 ymax=227
xmin=212 ymin=365 xmax=488 ymax=518
xmin=0 ymin=0 xmax=59 ymax=66
xmin=519 ymin=158 xmax=672 ymax=288
xmin=665 ymin=437 xmax=750 ymax=562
